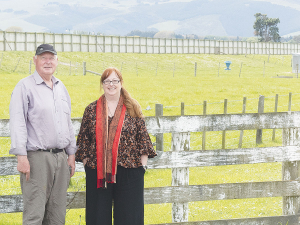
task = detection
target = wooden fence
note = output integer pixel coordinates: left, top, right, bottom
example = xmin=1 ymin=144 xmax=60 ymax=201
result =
xmin=1 ymin=31 xmax=300 ymax=55
xmin=1 ymin=98 xmax=300 ymax=224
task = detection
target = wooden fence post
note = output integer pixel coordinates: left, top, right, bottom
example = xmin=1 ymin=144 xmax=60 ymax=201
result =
xmin=25 ymin=32 xmax=27 ymax=51
xmin=171 ymin=132 xmax=190 ymax=223
xmin=289 ymin=92 xmax=292 ymax=112
xmin=181 ymin=102 xmax=184 ymax=115
xmin=155 ymin=104 xmax=163 ymax=152
xmin=194 ymin=62 xmax=197 ymax=77
xmin=256 ymin=95 xmax=264 ymax=145
xmin=222 ymin=99 xmax=227 ymax=149
xmin=202 ymin=101 xmax=207 ymax=150
xmin=282 ymin=127 xmax=300 ymax=218
xmin=3 ymin=31 xmax=6 ymax=51
xmin=83 ymin=62 xmax=86 ymax=75
xmin=272 ymin=94 xmax=278 ymax=141
xmin=238 ymin=97 xmax=247 ymax=148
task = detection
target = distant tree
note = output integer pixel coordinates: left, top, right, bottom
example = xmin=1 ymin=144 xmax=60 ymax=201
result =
xmin=246 ymin=37 xmax=260 ymax=42
xmin=5 ymin=26 xmax=23 ymax=32
xmin=153 ymin=31 xmax=176 ymax=39
xmin=175 ymin=34 xmax=184 ymax=39
xmin=126 ymin=30 xmax=157 ymax=38
xmin=287 ymin=35 xmax=300 ymax=43
xmin=253 ymin=13 xmax=280 ymax=42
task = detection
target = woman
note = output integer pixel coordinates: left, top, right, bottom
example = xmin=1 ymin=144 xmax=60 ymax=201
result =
xmin=75 ymin=67 xmax=156 ymax=225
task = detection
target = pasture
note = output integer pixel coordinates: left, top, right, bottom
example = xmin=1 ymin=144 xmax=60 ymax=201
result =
xmin=1 ymin=51 xmax=300 ymax=224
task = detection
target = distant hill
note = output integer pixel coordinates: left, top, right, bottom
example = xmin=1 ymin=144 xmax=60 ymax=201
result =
xmin=2 ymin=0 xmax=300 ymax=37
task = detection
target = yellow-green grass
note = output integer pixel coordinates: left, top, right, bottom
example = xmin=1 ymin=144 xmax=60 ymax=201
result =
xmin=0 ymin=51 xmax=298 ymax=224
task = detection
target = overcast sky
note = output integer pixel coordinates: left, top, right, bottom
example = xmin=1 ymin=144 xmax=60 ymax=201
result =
xmin=1 ymin=0 xmax=300 ymax=34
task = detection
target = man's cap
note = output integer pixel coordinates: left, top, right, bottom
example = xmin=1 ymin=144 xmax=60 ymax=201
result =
xmin=35 ymin=44 xmax=57 ymax=55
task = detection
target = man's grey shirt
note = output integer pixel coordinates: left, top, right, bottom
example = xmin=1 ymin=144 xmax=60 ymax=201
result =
xmin=9 ymin=71 xmax=77 ymax=156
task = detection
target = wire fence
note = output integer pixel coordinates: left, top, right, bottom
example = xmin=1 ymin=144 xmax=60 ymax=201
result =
xmin=0 ymin=51 xmax=297 ymax=79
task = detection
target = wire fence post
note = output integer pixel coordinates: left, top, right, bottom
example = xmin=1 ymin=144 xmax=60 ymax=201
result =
xmin=272 ymin=94 xmax=278 ymax=141
xmin=256 ymin=95 xmax=265 ymax=145
xmin=239 ymin=62 xmax=243 ymax=77
xmin=202 ymin=100 xmax=207 ymax=150
xmin=155 ymin=104 xmax=164 ymax=152
xmin=288 ymin=92 xmax=292 ymax=112
xmin=194 ymin=62 xmax=197 ymax=77
xmin=181 ymin=102 xmax=185 ymax=115
xmin=238 ymin=97 xmax=247 ymax=148
xmin=83 ymin=62 xmax=86 ymax=75
xmin=222 ymin=99 xmax=227 ymax=149
xmin=29 ymin=60 xmax=32 ymax=74
xmin=69 ymin=61 xmax=71 ymax=75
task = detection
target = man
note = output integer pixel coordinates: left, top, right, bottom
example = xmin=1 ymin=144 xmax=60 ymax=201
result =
xmin=9 ymin=44 xmax=77 ymax=225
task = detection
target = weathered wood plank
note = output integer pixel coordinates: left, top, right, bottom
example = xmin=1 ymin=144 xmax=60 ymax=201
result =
xmin=0 ymin=192 xmax=86 ymax=214
xmin=144 ymin=112 xmax=300 ymax=134
xmin=171 ymin=132 xmax=190 ymax=223
xmin=0 ymin=157 xmax=84 ymax=176
xmin=0 ymin=118 xmax=83 ymax=137
xmin=1 ymin=181 xmax=300 ymax=213
xmin=148 ymin=145 xmax=300 ymax=169
xmin=0 ymin=119 xmax=9 ymax=137
xmin=2 ymin=112 xmax=300 ymax=137
xmin=150 ymin=215 xmax=299 ymax=225
xmin=2 ymin=146 xmax=300 ymax=175
xmin=143 ymin=112 xmax=300 ymax=135
xmin=282 ymin=128 xmax=300 ymax=216
xmin=144 ymin=181 xmax=300 ymax=204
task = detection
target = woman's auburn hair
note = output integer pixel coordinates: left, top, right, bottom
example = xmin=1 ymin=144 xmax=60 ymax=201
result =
xmin=101 ymin=67 xmax=143 ymax=118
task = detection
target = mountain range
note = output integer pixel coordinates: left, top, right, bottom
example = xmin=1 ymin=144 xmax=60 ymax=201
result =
xmin=1 ymin=0 xmax=300 ymax=37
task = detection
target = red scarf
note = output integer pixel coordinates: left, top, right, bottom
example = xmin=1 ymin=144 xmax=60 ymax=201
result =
xmin=95 ymin=95 xmax=126 ymax=188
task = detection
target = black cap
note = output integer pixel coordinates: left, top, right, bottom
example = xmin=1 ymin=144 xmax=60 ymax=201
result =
xmin=35 ymin=44 xmax=57 ymax=55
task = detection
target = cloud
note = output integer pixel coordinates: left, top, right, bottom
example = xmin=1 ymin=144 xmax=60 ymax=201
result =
xmin=14 ymin=10 xmax=29 ymax=15
xmin=251 ymin=0 xmax=300 ymax=11
xmin=3 ymin=9 xmax=13 ymax=13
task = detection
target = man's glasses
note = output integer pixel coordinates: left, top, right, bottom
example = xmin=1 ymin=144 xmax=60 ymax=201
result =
xmin=103 ymin=79 xmax=120 ymax=85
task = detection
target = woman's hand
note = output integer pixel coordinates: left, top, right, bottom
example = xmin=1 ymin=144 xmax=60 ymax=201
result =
xmin=141 ymin=154 xmax=148 ymax=166
xmin=83 ymin=158 xmax=87 ymax=166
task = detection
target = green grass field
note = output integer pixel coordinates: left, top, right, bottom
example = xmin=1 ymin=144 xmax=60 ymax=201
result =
xmin=0 ymin=51 xmax=299 ymax=224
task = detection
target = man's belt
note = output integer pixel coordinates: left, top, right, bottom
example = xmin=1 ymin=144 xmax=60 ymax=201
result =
xmin=37 ymin=148 xmax=64 ymax=154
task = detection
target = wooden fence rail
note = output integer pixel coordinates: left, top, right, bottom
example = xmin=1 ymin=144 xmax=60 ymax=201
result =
xmin=1 ymin=94 xmax=300 ymax=224
xmin=1 ymin=110 xmax=300 ymax=224
xmin=1 ymin=31 xmax=300 ymax=55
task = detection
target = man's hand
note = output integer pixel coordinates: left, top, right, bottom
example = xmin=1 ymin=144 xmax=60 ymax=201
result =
xmin=67 ymin=154 xmax=75 ymax=177
xmin=17 ymin=155 xmax=30 ymax=181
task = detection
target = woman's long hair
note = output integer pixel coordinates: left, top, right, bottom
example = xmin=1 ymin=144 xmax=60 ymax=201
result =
xmin=100 ymin=67 xmax=143 ymax=118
